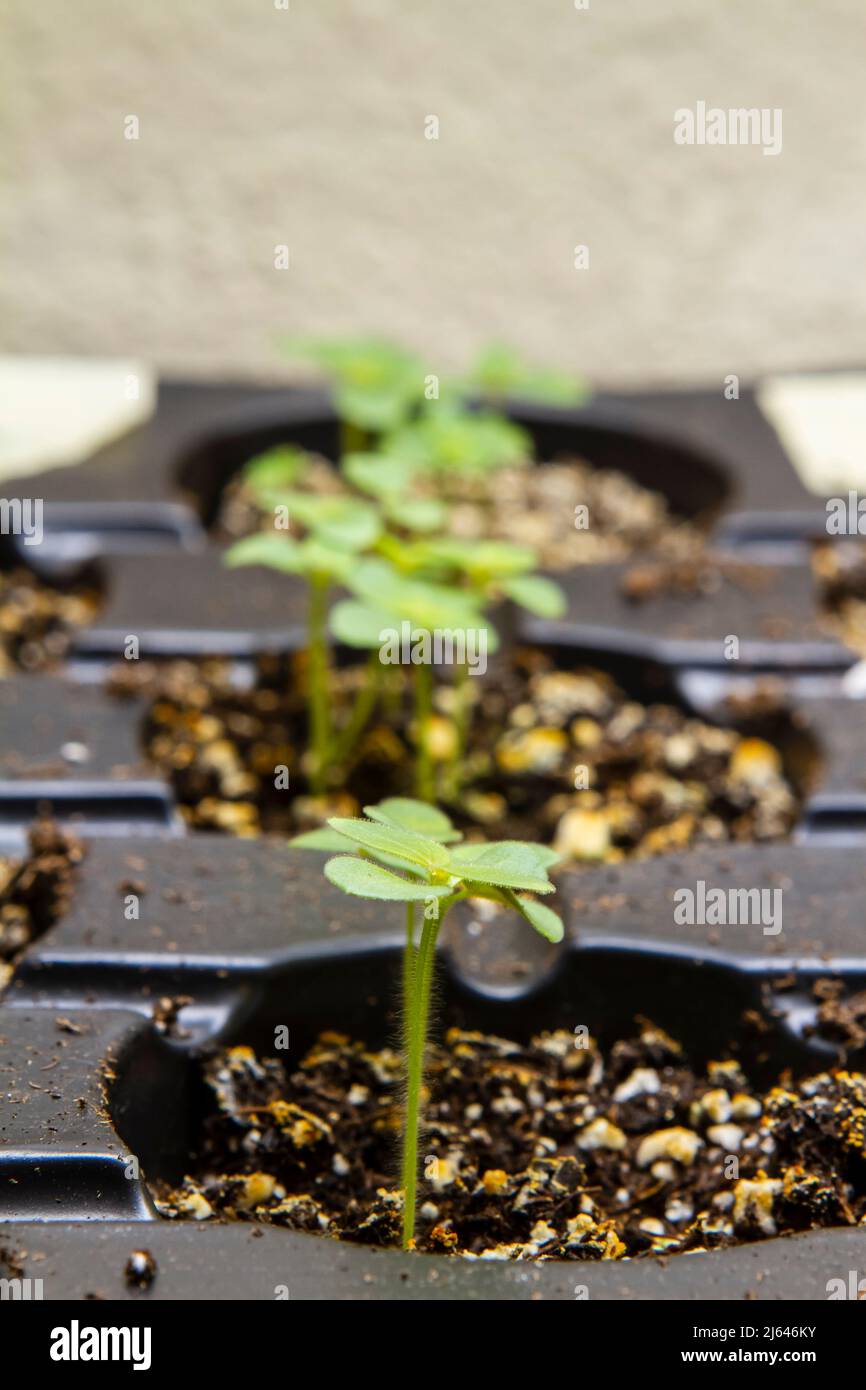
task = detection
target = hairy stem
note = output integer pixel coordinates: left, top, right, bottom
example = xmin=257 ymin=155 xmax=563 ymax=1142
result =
xmin=445 ymin=660 xmax=470 ymax=799
xmin=403 ymin=902 xmax=416 ymax=1052
xmin=307 ymin=576 xmax=331 ymax=793
xmin=413 ymin=662 xmax=435 ymax=803
xmin=332 ymin=652 xmax=381 ymax=767
xmin=401 ymin=902 xmax=444 ymax=1250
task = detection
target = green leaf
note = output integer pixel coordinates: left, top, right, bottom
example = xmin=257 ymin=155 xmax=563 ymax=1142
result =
xmin=506 ymin=891 xmax=565 ymax=943
xmin=327 ymin=816 xmax=450 ymax=872
xmin=387 ymin=410 xmax=531 ymax=475
xmin=243 ymin=445 xmax=309 ymax=499
xmin=282 ymin=337 xmax=425 ymax=433
xmin=324 ymin=856 xmax=451 ymax=902
xmin=343 ymin=452 xmax=417 ymax=499
xmin=224 ymin=533 xmax=306 ymax=575
xmin=500 ymin=573 xmax=568 ymax=619
xmin=289 ymin=828 xmax=352 ymax=851
xmin=468 ymin=343 xmax=592 ymax=408
xmin=259 ymin=492 xmax=381 ymax=553
xmin=453 ymin=840 xmax=560 ymax=872
xmin=348 ymin=559 xmax=486 ymax=631
xmin=384 ymin=495 xmax=448 ymax=534
xmin=364 ymin=798 xmax=461 ymax=843
xmin=329 ymin=599 xmax=394 ymax=650
xmin=448 ymin=841 xmax=554 ymax=894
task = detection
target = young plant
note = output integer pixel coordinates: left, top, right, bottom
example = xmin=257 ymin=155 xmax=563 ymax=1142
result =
xmin=464 ymin=342 xmax=592 ymax=408
xmin=291 ymin=797 xmax=563 ymax=1250
xmin=329 ymin=557 xmax=495 ymax=801
xmin=224 ymin=493 xmax=382 ymax=793
xmin=386 ymin=405 xmax=531 ymax=478
xmin=367 ymin=536 xmax=567 ymax=796
xmin=281 ymin=337 xmax=426 ymax=451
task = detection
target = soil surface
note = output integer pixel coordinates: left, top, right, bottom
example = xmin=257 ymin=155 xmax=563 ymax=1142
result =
xmin=110 ymin=651 xmax=807 ymax=857
xmin=154 ymin=1020 xmax=866 ymax=1260
xmin=0 ymin=820 xmax=84 ymax=981
xmin=218 ymin=454 xmax=703 ymax=571
xmin=813 ymin=541 xmax=866 ymax=656
xmin=0 ymin=566 xmax=101 ymax=674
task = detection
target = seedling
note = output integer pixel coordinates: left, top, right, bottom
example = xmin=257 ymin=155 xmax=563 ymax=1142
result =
xmin=330 ymin=558 xmax=494 ymax=801
xmin=464 ymin=341 xmax=592 ymax=408
xmin=291 ymin=796 xmax=563 ymax=1249
xmin=365 ymin=537 xmax=567 ymax=795
xmin=281 ymin=337 xmax=426 ymax=450
xmin=386 ymin=406 xmax=531 ymax=477
xmin=225 ymin=491 xmax=382 ymax=793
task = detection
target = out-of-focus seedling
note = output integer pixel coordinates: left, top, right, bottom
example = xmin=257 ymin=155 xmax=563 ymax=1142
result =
xmin=291 ymin=797 xmax=563 ymax=1249
xmin=225 ymin=491 xmax=382 ymax=793
xmin=330 ymin=559 xmax=493 ymax=801
xmin=281 ymin=337 xmax=426 ymax=450
xmin=464 ymin=342 xmax=592 ymax=408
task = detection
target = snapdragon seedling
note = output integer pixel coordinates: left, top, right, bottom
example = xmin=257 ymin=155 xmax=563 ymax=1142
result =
xmin=281 ymin=336 xmax=426 ymax=450
xmin=291 ymin=796 xmax=563 ymax=1249
xmin=225 ymin=492 xmax=382 ymax=793
xmin=330 ymin=557 xmax=495 ymax=801
xmin=464 ymin=341 xmax=592 ymax=408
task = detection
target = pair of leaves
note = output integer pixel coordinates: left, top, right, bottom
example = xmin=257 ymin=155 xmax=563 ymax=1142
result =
xmin=342 ymin=452 xmax=447 ymax=534
xmin=254 ymin=491 xmax=382 ymax=552
xmin=330 ymin=557 xmax=497 ymax=654
xmin=371 ymin=536 xmax=567 ymax=621
xmin=225 ymin=531 xmax=355 ymax=584
xmin=292 ymin=797 xmax=564 ymax=942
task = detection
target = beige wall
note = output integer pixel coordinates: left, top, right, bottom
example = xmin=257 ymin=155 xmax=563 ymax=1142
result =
xmin=2 ymin=0 xmax=863 ymax=388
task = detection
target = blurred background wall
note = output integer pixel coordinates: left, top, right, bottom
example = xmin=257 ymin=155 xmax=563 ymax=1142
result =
xmin=1 ymin=0 xmax=863 ymax=387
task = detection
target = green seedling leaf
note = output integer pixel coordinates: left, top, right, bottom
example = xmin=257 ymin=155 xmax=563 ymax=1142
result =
xmin=225 ymin=531 xmax=355 ymax=584
xmin=243 ymin=445 xmax=309 ymax=499
xmin=383 ymin=495 xmax=448 ymax=533
xmin=324 ymin=856 xmax=451 ymax=902
xmin=413 ymin=537 xmax=536 ymax=583
xmin=364 ymin=798 xmax=461 ymax=843
xmin=505 ymin=890 xmax=565 ymax=943
xmin=454 ymin=839 xmax=560 ymax=872
xmin=348 ymin=559 xmax=487 ymax=631
xmin=327 ymin=816 xmax=450 ymax=872
xmin=387 ymin=410 xmax=531 ymax=475
xmin=257 ymin=492 xmax=382 ymax=552
xmin=500 ymin=572 xmax=568 ymax=619
xmin=224 ymin=533 xmax=306 ymax=575
xmin=282 ymin=337 xmax=425 ymax=432
xmin=448 ymin=841 xmax=554 ymax=894
xmin=329 ymin=598 xmax=394 ymax=649
xmin=343 ymin=452 xmax=417 ymax=499
xmin=289 ymin=828 xmax=352 ymax=852
xmin=468 ymin=343 xmax=592 ymax=408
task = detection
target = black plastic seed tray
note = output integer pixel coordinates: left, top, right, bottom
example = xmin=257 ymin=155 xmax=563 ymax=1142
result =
xmin=1 ymin=376 xmax=865 ymax=1300
xmin=4 ymin=837 xmax=866 ymax=1298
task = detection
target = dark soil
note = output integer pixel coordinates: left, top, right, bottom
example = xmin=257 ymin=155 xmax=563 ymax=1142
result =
xmin=109 ymin=650 xmax=808 ymax=857
xmin=0 ymin=820 xmax=84 ymax=978
xmin=0 ymin=566 xmax=101 ymax=674
xmin=153 ymin=1021 xmax=866 ymax=1259
xmin=218 ymin=455 xmax=703 ymax=571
